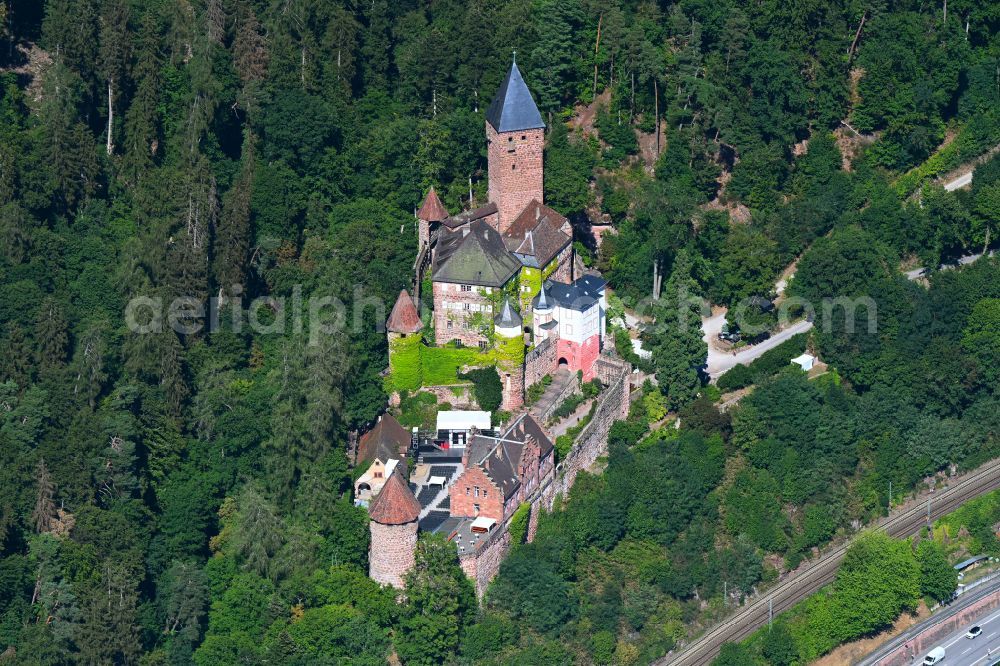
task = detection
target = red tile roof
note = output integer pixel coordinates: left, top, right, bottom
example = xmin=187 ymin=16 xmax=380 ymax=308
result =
xmin=503 ymin=200 xmax=572 ymax=268
xmin=387 ymin=290 xmax=423 ymax=334
xmin=417 ymin=187 xmax=449 ymax=222
xmin=358 ymin=413 xmax=411 ymax=464
xmin=368 ymin=471 xmax=420 ymax=525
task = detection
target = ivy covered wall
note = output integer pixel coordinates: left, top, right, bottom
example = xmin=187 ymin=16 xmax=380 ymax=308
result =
xmin=386 ymin=333 xmax=423 ymax=393
xmin=387 ymin=332 xmax=527 ymax=397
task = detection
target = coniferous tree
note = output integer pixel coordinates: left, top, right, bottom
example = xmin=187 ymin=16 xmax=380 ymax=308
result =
xmin=31 ymin=458 xmax=57 ymax=534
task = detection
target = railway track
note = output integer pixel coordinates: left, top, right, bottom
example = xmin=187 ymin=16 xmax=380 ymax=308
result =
xmin=655 ymin=462 xmax=1000 ymax=666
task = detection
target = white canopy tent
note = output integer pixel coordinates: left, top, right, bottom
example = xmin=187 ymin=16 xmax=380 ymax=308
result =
xmin=791 ymin=353 xmax=816 ymax=371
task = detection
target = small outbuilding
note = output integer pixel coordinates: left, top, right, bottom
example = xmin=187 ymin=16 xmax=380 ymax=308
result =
xmin=436 ymin=410 xmax=492 ymax=449
xmin=791 ymin=353 xmax=816 ymax=372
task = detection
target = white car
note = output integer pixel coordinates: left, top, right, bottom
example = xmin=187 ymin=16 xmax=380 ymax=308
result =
xmin=923 ymin=646 xmax=946 ymax=665
xmin=967 ymin=625 xmax=983 ymax=639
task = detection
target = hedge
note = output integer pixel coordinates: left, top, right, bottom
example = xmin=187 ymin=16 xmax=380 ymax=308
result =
xmin=420 ymin=345 xmax=486 ymax=385
xmin=716 ymin=333 xmax=808 ymax=392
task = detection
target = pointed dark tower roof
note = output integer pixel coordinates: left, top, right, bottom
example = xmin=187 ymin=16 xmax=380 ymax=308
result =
xmin=387 ymin=290 xmax=423 ymax=334
xmin=417 ymin=187 xmax=449 ymax=222
xmin=533 ymin=283 xmax=553 ymax=312
xmin=495 ymin=298 xmax=523 ymax=329
xmin=368 ymin=471 xmax=420 ymax=525
xmin=486 ymin=61 xmax=545 ymax=133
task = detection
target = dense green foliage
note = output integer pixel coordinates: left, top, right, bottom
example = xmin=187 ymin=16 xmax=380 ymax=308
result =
xmin=711 ymin=510 xmax=981 ymax=666
xmin=716 ymin=334 xmax=809 ymax=392
xmin=459 ymin=367 xmax=503 ymax=412
xmin=1 ymin=0 xmax=999 ymax=664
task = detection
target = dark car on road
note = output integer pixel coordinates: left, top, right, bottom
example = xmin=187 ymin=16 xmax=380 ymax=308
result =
xmin=718 ymin=324 xmax=741 ymax=343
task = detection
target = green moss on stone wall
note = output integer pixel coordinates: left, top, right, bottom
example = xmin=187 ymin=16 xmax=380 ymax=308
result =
xmin=494 ymin=332 xmax=525 ymax=374
xmin=509 ymin=502 xmax=531 ymax=547
xmin=518 ymin=258 xmax=559 ymax=327
xmin=421 ymin=345 xmax=486 ymax=385
xmin=386 ymin=333 xmax=422 ymax=393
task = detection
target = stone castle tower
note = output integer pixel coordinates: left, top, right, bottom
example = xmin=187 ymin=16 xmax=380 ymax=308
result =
xmin=494 ymin=298 xmax=525 ymax=410
xmin=486 ymin=59 xmax=545 ymax=234
xmin=367 ymin=471 xmax=421 ymax=588
xmin=416 ymin=186 xmax=449 ymax=251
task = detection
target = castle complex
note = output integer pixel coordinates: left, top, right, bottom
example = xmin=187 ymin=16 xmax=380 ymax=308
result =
xmin=366 ymin=61 xmax=629 ymax=595
xmin=396 ymin=59 xmax=608 ymax=411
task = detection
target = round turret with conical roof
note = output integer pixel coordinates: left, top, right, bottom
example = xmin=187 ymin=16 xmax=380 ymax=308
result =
xmin=367 ymin=471 xmax=420 ymax=589
xmin=494 ymin=298 xmax=525 ymax=410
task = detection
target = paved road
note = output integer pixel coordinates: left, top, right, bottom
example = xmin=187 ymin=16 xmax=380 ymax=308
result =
xmin=858 ymin=578 xmax=1000 ymax=666
xmin=944 ymin=171 xmax=975 ymax=192
xmin=654 ymin=462 xmax=1000 ymax=666
xmin=904 ymin=249 xmax=995 ymax=280
xmin=702 ymin=309 xmax=814 ymax=379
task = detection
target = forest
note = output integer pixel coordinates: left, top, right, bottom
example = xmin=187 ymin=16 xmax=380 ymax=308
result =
xmin=0 ymin=0 xmax=999 ymax=664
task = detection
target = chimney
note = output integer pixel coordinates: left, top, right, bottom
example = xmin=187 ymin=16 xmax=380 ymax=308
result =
xmin=462 ymin=226 xmax=471 ymax=237
xmin=536 ymin=204 xmax=540 ymax=221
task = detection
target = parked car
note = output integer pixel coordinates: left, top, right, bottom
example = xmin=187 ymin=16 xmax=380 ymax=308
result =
xmin=967 ymin=625 xmax=983 ymax=639
xmin=718 ymin=324 xmax=741 ymax=343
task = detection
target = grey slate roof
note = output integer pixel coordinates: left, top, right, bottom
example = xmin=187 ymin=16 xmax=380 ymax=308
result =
xmin=495 ymin=299 xmax=522 ymax=329
xmin=432 ymin=219 xmax=521 ymax=287
xmin=534 ymin=283 xmax=553 ymax=311
xmin=440 ymin=202 xmax=498 ymax=230
xmin=467 ymin=414 xmax=554 ymax=501
xmin=506 ymin=413 xmax=554 ymax=459
xmin=536 ymin=275 xmax=607 ymax=312
xmin=486 ymin=62 xmax=545 ymax=133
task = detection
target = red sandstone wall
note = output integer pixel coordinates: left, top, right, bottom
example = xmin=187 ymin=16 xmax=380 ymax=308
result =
xmin=500 ymin=363 xmax=524 ymax=411
xmin=487 ymin=124 xmax=544 ymax=234
xmin=450 ymin=466 xmax=504 ymax=520
xmin=549 ymin=244 xmax=574 ymax=284
xmin=557 ymin=335 xmax=601 ymax=381
xmin=432 ymin=281 xmax=493 ymax=347
xmin=460 ymin=526 xmax=512 ymax=597
xmin=525 ymin=338 xmax=557 ymax=388
xmin=368 ymin=521 xmax=418 ymax=589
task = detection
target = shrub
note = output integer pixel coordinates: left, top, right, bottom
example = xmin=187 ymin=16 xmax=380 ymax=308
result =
xmin=509 ymin=502 xmax=531 ymax=547
xmin=552 ymin=393 xmax=585 ymax=421
xmin=460 ymin=366 xmax=503 ymax=412
xmin=716 ymin=333 xmax=809 ymax=391
xmin=716 ymin=364 xmax=754 ymax=392
xmin=396 ymin=391 xmax=438 ymax=430
xmin=525 ymin=375 xmax=552 ymax=406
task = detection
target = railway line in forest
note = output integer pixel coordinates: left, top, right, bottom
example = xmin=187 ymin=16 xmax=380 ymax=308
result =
xmin=655 ymin=462 xmax=1000 ymax=666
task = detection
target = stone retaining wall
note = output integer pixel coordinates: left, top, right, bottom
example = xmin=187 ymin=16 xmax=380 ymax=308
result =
xmin=543 ymin=355 xmax=631 ymax=509
xmin=418 ymin=384 xmax=475 ymax=409
xmin=875 ymin=588 xmax=1000 ymax=665
xmin=457 ymin=353 xmax=631 ymax=597
xmin=525 ymin=338 xmax=556 ymax=388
